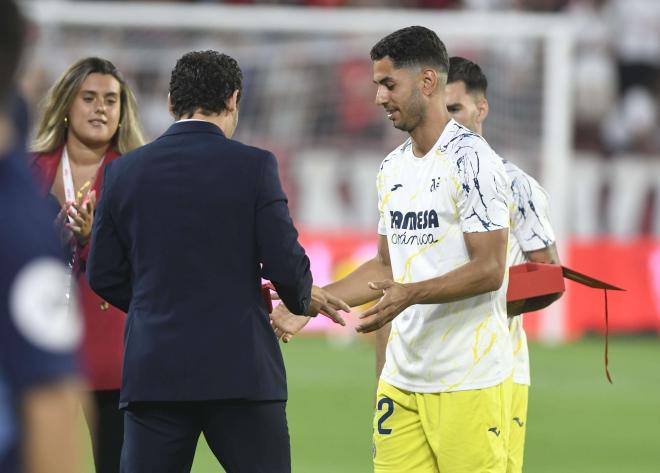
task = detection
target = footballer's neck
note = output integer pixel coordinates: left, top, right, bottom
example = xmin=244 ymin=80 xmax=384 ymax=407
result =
xmin=410 ymin=109 xmax=450 ymax=158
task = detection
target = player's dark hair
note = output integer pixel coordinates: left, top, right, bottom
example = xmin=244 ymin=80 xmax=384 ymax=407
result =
xmin=447 ymin=56 xmax=488 ymax=95
xmin=169 ymin=50 xmax=243 ymax=119
xmin=370 ymin=26 xmax=449 ymax=73
xmin=0 ymin=1 xmax=25 ymax=108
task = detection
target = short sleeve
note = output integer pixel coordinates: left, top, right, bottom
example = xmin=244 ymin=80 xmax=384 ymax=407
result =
xmin=454 ymin=143 xmax=510 ymax=233
xmin=509 ymin=169 xmax=556 ymax=252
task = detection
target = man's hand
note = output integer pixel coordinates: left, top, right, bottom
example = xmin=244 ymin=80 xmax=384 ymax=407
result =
xmin=270 ymin=303 xmax=311 ymax=343
xmin=356 ymin=279 xmax=413 ymax=333
xmin=270 ymin=285 xmax=350 ymax=342
xmin=65 ymin=190 xmax=96 ymax=246
xmin=308 ymin=285 xmax=350 ymax=325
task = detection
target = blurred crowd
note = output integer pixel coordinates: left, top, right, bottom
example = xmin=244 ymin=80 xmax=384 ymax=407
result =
xmin=26 ymin=0 xmax=660 ymax=237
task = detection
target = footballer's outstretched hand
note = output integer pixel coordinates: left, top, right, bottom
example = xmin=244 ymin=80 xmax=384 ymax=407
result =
xmin=309 ymin=285 xmax=350 ymax=325
xmin=270 ymin=285 xmax=350 ymax=342
xmin=272 ymin=285 xmax=349 ymax=325
xmin=270 ymin=303 xmax=311 ymax=343
xmin=356 ymin=280 xmax=412 ymax=333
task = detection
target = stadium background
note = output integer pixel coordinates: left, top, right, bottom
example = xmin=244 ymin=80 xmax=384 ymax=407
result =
xmin=19 ymin=0 xmax=660 ymax=471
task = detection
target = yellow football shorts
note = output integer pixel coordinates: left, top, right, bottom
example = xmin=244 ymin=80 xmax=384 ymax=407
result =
xmin=506 ymin=383 xmax=528 ymax=473
xmin=373 ymin=378 xmax=512 ymax=473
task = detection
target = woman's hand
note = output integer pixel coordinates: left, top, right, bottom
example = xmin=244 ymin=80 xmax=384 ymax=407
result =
xmin=65 ymin=190 xmax=96 ymax=246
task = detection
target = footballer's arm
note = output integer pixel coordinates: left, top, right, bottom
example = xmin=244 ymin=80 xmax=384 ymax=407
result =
xmin=526 ymin=243 xmax=559 ymax=265
xmin=357 ymin=228 xmax=508 ymax=333
xmin=324 ymin=234 xmax=393 ymax=307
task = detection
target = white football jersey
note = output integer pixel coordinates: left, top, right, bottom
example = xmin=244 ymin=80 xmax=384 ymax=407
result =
xmin=377 ymin=120 xmax=513 ymax=392
xmin=504 ymin=159 xmax=556 ymax=386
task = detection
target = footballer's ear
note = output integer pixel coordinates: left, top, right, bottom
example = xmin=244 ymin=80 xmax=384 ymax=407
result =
xmin=476 ymin=96 xmax=489 ymax=125
xmin=421 ymin=68 xmax=442 ymax=96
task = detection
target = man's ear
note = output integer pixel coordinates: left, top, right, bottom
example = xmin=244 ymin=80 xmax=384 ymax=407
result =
xmin=226 ymin=89 xmax=240 ymax=113
xmin=167 ymin=93 xmax=176 ymax=119
xmin=421 ymin=69 xmax=441 ymax=97
xmin=477 ymin=96 xmax=489 ymax=124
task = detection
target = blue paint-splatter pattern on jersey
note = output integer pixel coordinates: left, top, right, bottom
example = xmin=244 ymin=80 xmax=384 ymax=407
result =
xmin=504 ymin=160 xmax=555 ymax=250
xmin=442 ymin=124 xmax=505 ymax=232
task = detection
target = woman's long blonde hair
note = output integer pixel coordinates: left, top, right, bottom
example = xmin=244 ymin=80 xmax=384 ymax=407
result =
xmin=32 ymin=57 xmax=145 ymax=154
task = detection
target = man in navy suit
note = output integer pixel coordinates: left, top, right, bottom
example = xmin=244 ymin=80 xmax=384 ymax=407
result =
xmin=87 ymin=50 xmax=348 ymax=473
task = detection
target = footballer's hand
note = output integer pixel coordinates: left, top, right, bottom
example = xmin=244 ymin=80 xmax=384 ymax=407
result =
xmin=270 ymin=303 xmax=311 ymax=343
xmin=356 ymin=280 xmax=412 ymax=333
xmin=272 ymin=285 xmax=349 ymax=325
xmin=309 ymin=285 xmax=349 ymax=326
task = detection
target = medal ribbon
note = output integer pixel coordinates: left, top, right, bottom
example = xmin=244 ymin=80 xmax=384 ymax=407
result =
xmin=61 ymin=146 xmax=104 ymax=221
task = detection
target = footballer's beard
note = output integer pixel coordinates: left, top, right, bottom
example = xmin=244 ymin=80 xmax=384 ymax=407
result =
xmin=394 ymin=89 xmax=426 ymax=133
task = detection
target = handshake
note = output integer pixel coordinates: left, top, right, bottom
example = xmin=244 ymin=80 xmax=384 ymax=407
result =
xmin=264 ymin=278 xmax=409 ymax=342
xmin=264 ymin=285 xmax=350 ymax=343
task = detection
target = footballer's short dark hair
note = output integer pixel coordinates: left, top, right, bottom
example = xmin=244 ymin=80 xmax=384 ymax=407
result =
xmin=447 ymin=56 xmax=488 ymax=95
xmin=370 ymin=26 xmax=449 ymax=74
xmin=169 ymin=50 xmax=243 ymax=119
xmin=0 ymin=1 xmax=25 ymax=108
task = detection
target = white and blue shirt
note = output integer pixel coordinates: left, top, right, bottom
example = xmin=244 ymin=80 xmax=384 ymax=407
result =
xmin=377 ymin=120 xmax=513 ymax=392
xmin=504 ymin=159 xmax=556 ymax=386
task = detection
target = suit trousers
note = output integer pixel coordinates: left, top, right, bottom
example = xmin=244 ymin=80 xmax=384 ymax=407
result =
xmin=120 ymin=399 xmax=290 ymax=473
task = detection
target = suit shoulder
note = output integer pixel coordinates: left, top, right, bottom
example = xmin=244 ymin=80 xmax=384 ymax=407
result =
xmin=109 ymin=145 xmax=141 ymax=169
xmin=225 ymin=138 xmax=275 ymax=161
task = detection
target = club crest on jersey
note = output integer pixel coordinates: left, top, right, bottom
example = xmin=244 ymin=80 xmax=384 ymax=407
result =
xmin=390 ymin=210 xmax=439 ymax=230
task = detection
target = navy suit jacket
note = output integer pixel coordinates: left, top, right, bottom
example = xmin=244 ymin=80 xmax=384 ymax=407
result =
xmin=87 ymin=120 xmax=312 ymax=405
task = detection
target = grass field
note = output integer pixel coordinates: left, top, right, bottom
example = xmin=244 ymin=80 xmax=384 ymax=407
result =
xmin=86 ymin=335 xmax=660 ymax=472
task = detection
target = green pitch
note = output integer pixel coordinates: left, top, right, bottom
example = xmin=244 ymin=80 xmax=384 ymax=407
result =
xmin=85 ymin=335 xmax=660 ymax=472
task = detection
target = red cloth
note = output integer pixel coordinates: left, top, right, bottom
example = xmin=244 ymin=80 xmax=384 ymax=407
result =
xmin=31 ymin=146 xmax=125 ymax=390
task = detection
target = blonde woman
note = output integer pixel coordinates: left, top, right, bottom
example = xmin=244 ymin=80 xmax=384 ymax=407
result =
xmin=30 ymin=57 xmax=144 ymax=473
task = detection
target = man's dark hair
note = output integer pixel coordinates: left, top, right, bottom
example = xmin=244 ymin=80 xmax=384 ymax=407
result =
xmin=447 ymin=56 xmax=488 ymax=95
xmin=370 ymin=26 xmax=449 ymax=73
xmin=0 ymin=1 xmax=25 ymax=108
xmin=169 ymin=50 xmax=242 ymax=119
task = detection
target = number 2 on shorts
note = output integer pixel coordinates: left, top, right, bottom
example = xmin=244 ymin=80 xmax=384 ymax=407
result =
xmin=377 ymin=397 xmax=394 ymax=435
